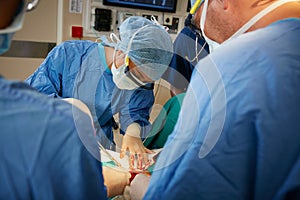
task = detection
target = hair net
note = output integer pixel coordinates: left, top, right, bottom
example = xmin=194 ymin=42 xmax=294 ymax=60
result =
xmin=0 ymin=1 xmax=25 ymax=34
xmin=116 ymin=16 xmax=173 ymax=81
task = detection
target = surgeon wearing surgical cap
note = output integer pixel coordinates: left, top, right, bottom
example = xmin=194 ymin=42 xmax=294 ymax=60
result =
xmin=144 ymin=0 xmax=300 ymax=199
xmin=26 ymin=16 xmax=173 ymax=169
xmin=0 ymin=0 xmax=115 ymax=199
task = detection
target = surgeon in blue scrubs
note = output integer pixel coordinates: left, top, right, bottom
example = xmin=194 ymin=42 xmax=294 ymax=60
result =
xmin=144 ymin=0 xmax=300 ymax=199
xmin=25 ymin=16 xmax=173 ymax=169
xmin=162 ymin=0 xmax=209 ymax=96
xmin=0 ymin=0 xmax=130 ymax=199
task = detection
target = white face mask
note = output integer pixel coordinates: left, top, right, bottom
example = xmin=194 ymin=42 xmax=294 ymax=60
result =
xmin=200 ymin=0 xmax=299 ymax=52
xmin=111 ymin=50 xmax=141 ymax=90
xmin=111 ymin=62 xmax=140 ymax=90
xmin=200 ymin=0 xmax=220 ymax=53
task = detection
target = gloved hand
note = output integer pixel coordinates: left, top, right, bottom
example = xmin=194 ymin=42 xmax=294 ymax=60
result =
xmin=102 ymin=166 xmax=131 ymax=198
xmin=120 ymin=123 xmax=154 ymax=170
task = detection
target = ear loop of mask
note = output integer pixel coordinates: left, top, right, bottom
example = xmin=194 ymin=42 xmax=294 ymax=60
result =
xmin=200 ymin=0 xmax=208 ymax=36
xmin=125 ymin=24 xmax=152 ymax=53
xmin=107 ymin=33 xmax=122 ymax=66
xmin=112 ymin=47 xmax=118 ymax=69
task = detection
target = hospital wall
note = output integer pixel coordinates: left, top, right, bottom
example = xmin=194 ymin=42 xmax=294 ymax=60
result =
xmin=0 ymin=0 xmax=189 ymax=106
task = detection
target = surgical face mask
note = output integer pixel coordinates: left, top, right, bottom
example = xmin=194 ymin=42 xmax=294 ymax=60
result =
xmin=111 ymin=62 xmax=141 ymax=90
xmin=0 ymin=33 xmax=14 ymax=55
xmin=111 ymin=50 xmax=140 ymax=90
xmin=0 ymin=2 xmax=25 ymax=55
xmin=200 ymin=0 xmax=220 ymax=53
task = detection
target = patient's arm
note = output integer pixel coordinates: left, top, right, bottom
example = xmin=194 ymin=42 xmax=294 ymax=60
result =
xmin=62 ymin=98 xmax=131 ymax=197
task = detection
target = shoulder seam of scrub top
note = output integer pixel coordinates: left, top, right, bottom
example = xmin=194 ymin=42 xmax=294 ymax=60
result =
xmin=270 ymin=17 xmax=300 ymax=27
xmin=97 ymin=43 xmax=111 ymax=73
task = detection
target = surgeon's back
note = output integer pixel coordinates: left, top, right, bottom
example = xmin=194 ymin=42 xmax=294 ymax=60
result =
xmin=0 ymin=78 xmax=107 ymax=200
xmin=144 ymin=18 xmax=300 ymax=200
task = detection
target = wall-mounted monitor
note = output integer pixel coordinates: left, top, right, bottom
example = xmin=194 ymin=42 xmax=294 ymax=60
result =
xmin=103 ymin=0 xmax=177 ymax=13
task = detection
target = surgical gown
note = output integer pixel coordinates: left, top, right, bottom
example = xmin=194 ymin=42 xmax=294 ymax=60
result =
xmin=26 ymin=41 xmax=154 ymax=149
xmin=0 ymin=78 xmax=107 ymax=199
xmin=144 ymin=18 xmax=300 ymax=200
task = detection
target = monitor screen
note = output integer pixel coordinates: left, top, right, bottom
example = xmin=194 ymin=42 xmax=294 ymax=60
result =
xmin=103 ymin=0 xmax=177 ymax=13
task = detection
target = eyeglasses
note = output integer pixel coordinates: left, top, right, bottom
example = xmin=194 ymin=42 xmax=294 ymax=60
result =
xmin=124 ymin=66 xmax=148 ymax=87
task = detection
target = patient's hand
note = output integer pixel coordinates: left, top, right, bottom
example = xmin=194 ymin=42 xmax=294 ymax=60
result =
xmin=102 ymin=166 xmax=131 ymax=198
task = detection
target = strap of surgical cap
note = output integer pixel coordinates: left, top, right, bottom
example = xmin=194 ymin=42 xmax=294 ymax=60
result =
xmin=125 ymin=16 xmax=168 ymax=54
xmin=150 ymin=16 xmax=160 ymax=25
xmin=151 ymin=15 xmax=169 ymax=31
xmin=110 ymin=33 xmax=121 ymax=44
xmin=125 ymin=24 xmax=153 ymax=54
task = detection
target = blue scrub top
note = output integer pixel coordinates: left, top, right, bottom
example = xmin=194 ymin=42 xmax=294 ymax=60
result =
xmin=0 ymin=78 xmax=107 ymax=199
xmin=162 ymin=25 xmax=209 ymax=91
xmin=26 ymin=41 xmax=154 ymax=149
xmin=145 ymin=19 xmax=300 ymax=200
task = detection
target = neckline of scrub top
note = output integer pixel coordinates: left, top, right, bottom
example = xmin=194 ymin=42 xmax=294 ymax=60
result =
xmin=270 ymin=17 xmax=300 ymax=27
xmin=97 ymin=43 xmax=111 ymax=73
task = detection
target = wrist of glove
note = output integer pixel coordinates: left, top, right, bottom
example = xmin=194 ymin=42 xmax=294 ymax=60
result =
xmin=125 ymin=123 xmax=141 ymax=138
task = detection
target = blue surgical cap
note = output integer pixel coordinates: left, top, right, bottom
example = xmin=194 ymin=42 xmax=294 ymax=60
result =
xmin=117 ymin=16 xmax=173 ymax=81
